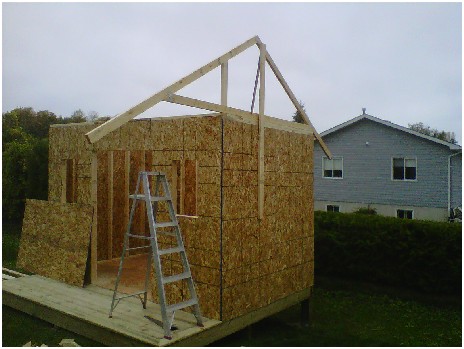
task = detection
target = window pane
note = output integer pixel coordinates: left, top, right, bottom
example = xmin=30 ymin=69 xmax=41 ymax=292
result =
xmin=333 ymin=158 xmax=342 ymax=171
xmin=393 ymin=167 xmax=404 ymax=180
xmin=323 ymin=157 xmax=331 ymax=170
xmin=406 ymin=210 xmax=413 ymax=219
xmin=333 ymin=170 xmax=343 ymax=178
xmin=324 ymin=170 xmax=333 ymax=177
xmin=397 ymin=210 xmax=405 ymax=218
xmin=393 ymin=158 xmax=404 ymax=180
xmin=405 ymin=158 xmax=416 ymax=180
xmin=405 ymin=158 xmax=416 ymax=167
xmin=405 ymin=167 xmax=416 ymax=180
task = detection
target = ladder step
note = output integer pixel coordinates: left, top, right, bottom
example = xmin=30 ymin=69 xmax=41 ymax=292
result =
xmin=158 ymin=231 xmax=176 ymax=237
xmin=126 ymin=245 xmax=151 ymax=251
xmin=166 ymin=298 xmax=198 ymax=313
xmin=129 ymin=194 xmax=171 ymax=202
xmin=127 ymin=234 xmax=154 ymax=240
xmin=162 ymin=272 xmax=191 ymax=284
xmin=156 ymin=222 xmax=177 ymax=228
xmin=159 ymin=246 xmax=184 ymax=256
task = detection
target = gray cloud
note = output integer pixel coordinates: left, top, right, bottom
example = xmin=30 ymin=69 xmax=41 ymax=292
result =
xmin=3 ymin=2 xmax=461 ymax=143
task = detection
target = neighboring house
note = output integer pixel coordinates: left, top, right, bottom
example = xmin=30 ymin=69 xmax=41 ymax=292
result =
xmin=314 ymin=111 xmax=462 ymax=221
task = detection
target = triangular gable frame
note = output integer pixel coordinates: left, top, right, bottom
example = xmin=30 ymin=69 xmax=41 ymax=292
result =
xmin=85 ymin=35 xmax=331 ymax=156
xmin=85 ymin=35 xmax=332 ymax=219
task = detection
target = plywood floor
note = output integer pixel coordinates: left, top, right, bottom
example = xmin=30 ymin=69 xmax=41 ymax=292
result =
xmin=95 ymin=253 xmax=150 ymax=296
xmin=3 ymin=274 xmax=219 ymax=346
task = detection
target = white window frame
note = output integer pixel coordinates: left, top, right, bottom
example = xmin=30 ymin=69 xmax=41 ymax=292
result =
xmin=322 ymin=156 xmax=344 ymax=179
xmin=326 ymin=205 xmax=340 ymax=212
xmin=391 ymin=157 xmax=417 ymax=182
xmin=396 ymin=208 xmax=414 ymax=219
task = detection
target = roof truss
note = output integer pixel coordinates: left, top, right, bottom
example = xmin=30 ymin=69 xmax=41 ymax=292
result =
xmin=85 ymin=35 xmax=332 ymax=219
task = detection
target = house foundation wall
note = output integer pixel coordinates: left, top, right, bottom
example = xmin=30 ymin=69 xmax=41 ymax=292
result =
xmin=315 ymin=200 xmax=448 ymax=221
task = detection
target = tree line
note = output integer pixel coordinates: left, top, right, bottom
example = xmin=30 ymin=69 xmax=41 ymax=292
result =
xmin=2 ymin=107 xmax=107 ymax=222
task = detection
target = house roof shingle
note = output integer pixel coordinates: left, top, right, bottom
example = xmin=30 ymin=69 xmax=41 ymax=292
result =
xmin=321 ymin=113 xmax=461 ymax=151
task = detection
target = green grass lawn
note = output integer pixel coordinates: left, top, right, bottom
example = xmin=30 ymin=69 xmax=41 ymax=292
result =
xmin=2 ymin=222 xmax=461 ymax=346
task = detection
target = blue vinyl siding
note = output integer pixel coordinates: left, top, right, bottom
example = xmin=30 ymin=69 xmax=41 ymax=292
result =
xmin=450 ymin=154 xmax=462 ymax=208
xmin=314 ymin=119 xmax=459 ymax=209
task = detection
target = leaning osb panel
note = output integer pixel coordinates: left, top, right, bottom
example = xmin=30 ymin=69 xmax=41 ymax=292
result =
xmin=17 ymin=199 xmax=93 ymax=287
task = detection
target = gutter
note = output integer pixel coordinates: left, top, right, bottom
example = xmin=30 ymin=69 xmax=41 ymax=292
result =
xmin=448 ymin=151 xmax=462 ymax=214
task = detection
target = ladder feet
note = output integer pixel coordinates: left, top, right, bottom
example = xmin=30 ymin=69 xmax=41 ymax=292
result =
xmin=198 ymin=323 xmax=204 ymax=328
xmin=164 ymin=336 xmax=172 ymax=340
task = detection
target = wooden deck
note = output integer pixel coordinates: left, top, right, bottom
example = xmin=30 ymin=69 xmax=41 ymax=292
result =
xmin=3 ymin=272 xmax=311 ymax=346
xmin=2 ymin=274 xmax=219 ymax=346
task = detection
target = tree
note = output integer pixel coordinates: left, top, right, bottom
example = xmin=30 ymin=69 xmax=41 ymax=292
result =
xmin=292 ymin=101 xmax=306 ymax=124
xmin=408 ymin=122 xmax=458 ymax=144
xmin=2 ymin=106 xmax=90 ymax=222
xmin=87 ymin=110 xmax=99 ymax=121
xmin=69 ymin=109 xmax=87 ymax=123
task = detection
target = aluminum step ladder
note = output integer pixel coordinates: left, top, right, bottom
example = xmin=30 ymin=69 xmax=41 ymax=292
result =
xmin=109 ymin=171 xmax=203 ymax=339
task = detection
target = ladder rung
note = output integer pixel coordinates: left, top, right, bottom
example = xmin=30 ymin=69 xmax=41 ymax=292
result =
xmin=159 ymin=246 xmax=184 ymax=256
xmin=127 ymin=245 xmax=151 ymax=251
xmin=115 ymin=291 xmax=146 ymax=301
xmin=162 ymin=272 xmax=191 ymax=284
xmin=166 ymin=298 xmax=198 ymax=313
xmin=156 ymin=222 xmax=177 ymax=228
xmin=157 ymin=231 xmax=176 ymax=237
xmin=129 ymin=194 xmax=171 ymax=202
xmin=127 ymin=234 xmax=154 ymax=240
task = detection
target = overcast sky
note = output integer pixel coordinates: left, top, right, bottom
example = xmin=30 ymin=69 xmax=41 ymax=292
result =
xmin=3 ymin=2 xmax=462 ymax=143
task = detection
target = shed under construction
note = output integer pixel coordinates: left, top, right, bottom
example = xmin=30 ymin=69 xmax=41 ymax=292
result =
xmin=8 ymin=35 xmax=331 ymax=345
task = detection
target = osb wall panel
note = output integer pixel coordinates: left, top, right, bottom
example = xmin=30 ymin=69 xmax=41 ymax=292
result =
xmin=97 ymin=152 xmax=109 ymax=261
xmin=111 ymin=150 xmax=127 ymax=258
xmin=48 ymin=115 xmax=314 ymax=321
xmin=220 ymin=116 xmax=314 ymax=321
xmin=48 ymin=125 xmax=94 ymax=204
xmin=17 ymin=199 xmax=93 ymax=287
xmin=145 ymin=116 xmax=222 ymax=320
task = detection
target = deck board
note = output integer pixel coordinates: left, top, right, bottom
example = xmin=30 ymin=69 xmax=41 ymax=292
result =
xmin=2 ymin=275 xmax=219 ymax=346
xmin=3 ymin=274 xmax=311 ymax=346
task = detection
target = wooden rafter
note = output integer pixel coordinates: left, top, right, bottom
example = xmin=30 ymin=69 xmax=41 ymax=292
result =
xmin=262 ymin=45 xmax=332 ymax=158
xmin=85 ymin=34 xmax=331 ymax=158
xmin=163 ymin=94 xmax=312 ymax=135
xmin=85 ymin=36 xmax=259 ymax=144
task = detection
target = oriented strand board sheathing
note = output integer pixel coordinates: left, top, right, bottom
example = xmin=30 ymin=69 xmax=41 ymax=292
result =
xmin=17 ymin=199 xmax=93 ymax=287
xmin=47 ymin=114 xmax=315 ymax=323
xmin=112 ymin=150 xmax=127 ymax=258
xmin=129 ymin=150 xmax=146 ymax=250
xmin=183 ymin=160 xmax=197 ymax=216
xmin=97 ymin=152 xmax=109 ymax=261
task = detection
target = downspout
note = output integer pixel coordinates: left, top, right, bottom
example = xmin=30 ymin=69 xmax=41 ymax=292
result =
xmin=448 ymin=151 xmax=461 ymax=215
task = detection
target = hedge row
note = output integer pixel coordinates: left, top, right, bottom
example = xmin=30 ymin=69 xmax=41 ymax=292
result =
xmin=314 ymin=211 xmax=462 ymax=295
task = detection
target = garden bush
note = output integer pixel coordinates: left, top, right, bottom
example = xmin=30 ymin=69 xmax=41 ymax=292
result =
xmin=314 ymin=211 xmax=462 ymax=295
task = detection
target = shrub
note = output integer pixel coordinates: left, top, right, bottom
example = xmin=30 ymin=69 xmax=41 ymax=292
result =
xmin=314 ymin=211 xmax=462 ymax=295
xmin=353 ymin=207 xmax=377 ymax=215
